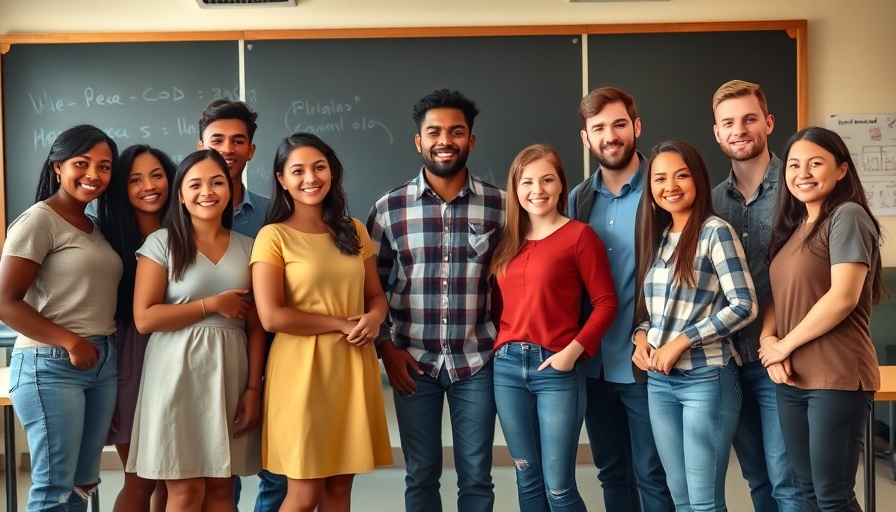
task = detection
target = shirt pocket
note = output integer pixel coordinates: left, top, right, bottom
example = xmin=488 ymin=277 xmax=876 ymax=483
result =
xmin=467 ymin=222 xmax=497 ymax=262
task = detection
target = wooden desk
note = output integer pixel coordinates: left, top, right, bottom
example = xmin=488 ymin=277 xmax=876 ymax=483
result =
xmin=0 ymin=366 xmax=17 ymax=512
xmin=867 ymin=366 xmax=896 ymax=512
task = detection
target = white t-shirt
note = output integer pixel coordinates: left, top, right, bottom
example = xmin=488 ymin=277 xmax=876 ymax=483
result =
xmin=3 ymin=202 xmax=122 ymax=348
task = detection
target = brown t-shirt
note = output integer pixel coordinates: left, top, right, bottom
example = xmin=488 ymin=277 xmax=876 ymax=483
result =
xmin=768 ymin=202 xmax=880 ymax=391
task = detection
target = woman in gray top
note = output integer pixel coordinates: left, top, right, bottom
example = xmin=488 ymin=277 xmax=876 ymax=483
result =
xmin=0 ymin=125 xmax=122 ymax=511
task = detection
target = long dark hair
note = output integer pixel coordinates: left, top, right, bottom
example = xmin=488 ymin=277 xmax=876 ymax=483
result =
xmin=164 ymin=149 xmax=233 ymax=282
xmin=99 ymin=145 xmax=176 ymax=322
xmin=768 ymin=127 xmax=886 ymax=304
xmin=266 ymin=132 xmax=360 ymax=255
xmin=35 ymin=125 xmax=118 ymax=202
xmin=635 ymin=141 xmax=715 ymax=320
xmin=490 ymin=144 xmax=568 ymax=277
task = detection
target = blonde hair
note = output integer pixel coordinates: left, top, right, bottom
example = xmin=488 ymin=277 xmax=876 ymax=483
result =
xmin=712 ymin=80 xmax=769 ymax=117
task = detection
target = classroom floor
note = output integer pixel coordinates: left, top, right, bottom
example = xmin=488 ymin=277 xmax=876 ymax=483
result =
xmin=3 ymin=381 xmax=896 ymax=510
xmin=3 ymin=455 xmax=896 ymax=511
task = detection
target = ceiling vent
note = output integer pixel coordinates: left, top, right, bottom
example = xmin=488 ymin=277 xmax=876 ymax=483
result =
xmin=195 ymin=0 xmax=297 ymax=8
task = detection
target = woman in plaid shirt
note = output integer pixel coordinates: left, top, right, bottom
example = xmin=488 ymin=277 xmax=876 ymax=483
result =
xmin=632 ymin=140 xmax=757 ymax=511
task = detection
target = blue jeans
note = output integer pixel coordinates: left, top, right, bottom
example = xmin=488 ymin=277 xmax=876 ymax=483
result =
xmin=253 ymin=469 xmax=287 ymax=511
xmin=392 ymin=361 xmax=496 ymax=512
xmin=732 ymin=361 xmax=805 ymax=512
xmin=9 ymin=336 xmax=118 ymax=512
xmin=648 ymin=360 xmax=741 ymax=512
xmin=494 ymin=343 xmax=586 ymax=512
xmin=776 ymin=385 xmax=870 ymax=512
xmin=584 ymin=376 xmax=674 ymax=512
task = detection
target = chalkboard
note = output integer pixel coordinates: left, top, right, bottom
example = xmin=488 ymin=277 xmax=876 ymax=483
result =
xmin=2 ymin=41 xmax=240 ymax=221
xmin=587 ymin=30 xmax=798 ymax=186
xmin=0 ymin=23 xmax=808 ymax=232
xmin=243 ymin=35 xmax=584 ymax=219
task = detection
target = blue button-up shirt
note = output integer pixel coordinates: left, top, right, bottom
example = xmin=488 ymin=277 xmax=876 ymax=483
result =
xmin=711 ymin=153 xmax=781 ymax=362
xmin=232 ymin=187 xmax=270 ymax=239
xmin=568 ymin=153 xmax=644 ymax=383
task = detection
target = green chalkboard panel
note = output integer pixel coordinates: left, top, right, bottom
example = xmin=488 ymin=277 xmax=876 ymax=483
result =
xmin=587 ymin=30 xmax=798 ymax=187
xmin=244 ymin=35 xmax=584 ymax=218
xmin=2 ymin=41 xmax=239 ymax=221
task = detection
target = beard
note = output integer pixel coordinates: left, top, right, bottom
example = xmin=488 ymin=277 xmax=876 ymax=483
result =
xmin=422 ymin=147 xmax=470 ymax=178
xmin=593 ymin=139 xmax=637 ymax=171
xmin=722 ymin=137 xmax=767 ymax=162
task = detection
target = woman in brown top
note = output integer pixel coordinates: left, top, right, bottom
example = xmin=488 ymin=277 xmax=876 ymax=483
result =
xmin=760 ymin=127 xmax=884 ymax=512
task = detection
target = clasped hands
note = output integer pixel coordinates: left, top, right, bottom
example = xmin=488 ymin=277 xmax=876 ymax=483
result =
xmin=758 ymin=335 xmax=794 ymax=385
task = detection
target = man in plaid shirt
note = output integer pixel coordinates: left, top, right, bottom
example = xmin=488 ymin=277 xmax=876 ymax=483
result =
xmin=367 ymin=89 xmax=505 ymax=512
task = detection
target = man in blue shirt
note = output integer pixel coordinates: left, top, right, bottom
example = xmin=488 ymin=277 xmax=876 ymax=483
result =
xmin=197 ymin=100 xmax=271 ymax=239
xmin=568 ymin=87 xmax=673 ymax=512
xmin=197 ymin=99 xmax=279 ymax=511
xmin=710 ymin=80 xmax=803 ymax=512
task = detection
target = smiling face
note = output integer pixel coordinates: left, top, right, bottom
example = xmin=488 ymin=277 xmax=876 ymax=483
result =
xmin=580 ymin=100 xmax=641 ymax=171
xmin=198 ymin=118 xmax=256 ymax=181
xmin=179 ymin=157 xmax=231 ymax=223
xmin=415 ymin=108 xmax=475 ymax=179
xmin=53 ymin=141 xmax=114 ymax=205
xmin=785 ymin=139 xmax=847 ymax=220
xmin=650 ymin=151 xmax=697 ymax=230
xmin=516 ymin=157 xmax=563 ymax=220
xmin=713 ymin=94 xmax=774 ymax=162
xmin=127 ymin=152 xmax=169 ymax=215
xmin=276 ymin=146 xmax=332 ymax=210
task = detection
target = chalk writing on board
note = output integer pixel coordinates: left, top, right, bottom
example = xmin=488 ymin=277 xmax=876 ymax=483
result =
xmin=27 ymin=85 xmax=253 ymax=115
xmin=283 ymin=96 xmax=394 ymax=143
xmin=26 ymin=85 xmax=254 ymax=150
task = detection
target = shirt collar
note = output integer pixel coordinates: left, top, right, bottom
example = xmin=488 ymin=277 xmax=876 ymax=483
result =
xmin=235 ymin=185 xmax=257 ymax=213
xmin=724 ymin=151 xmax=781 ymax=198
xmin=591 ymin=151 xmax=646 ymax=197
xmin=413 ymin=167 xmax=478 ymax=201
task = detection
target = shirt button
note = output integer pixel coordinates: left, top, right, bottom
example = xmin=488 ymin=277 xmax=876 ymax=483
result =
xmin=442 ymin=318 xmax=448 ymax=324
xmin=609 ymin=220 xmax=614 ymax=225
xmin=443 ymin=256 xmax=448 ymax=262
xmin=443 ymin=280 xmax=448 ymax=286
xmin=444 ymin=227 xmax=449 ymax=232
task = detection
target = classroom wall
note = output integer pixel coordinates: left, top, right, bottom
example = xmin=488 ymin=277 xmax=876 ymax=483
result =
xmin=2 ymin=0 xmax=895 ymax=263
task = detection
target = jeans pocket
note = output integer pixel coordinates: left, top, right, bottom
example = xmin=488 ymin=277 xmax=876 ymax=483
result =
xmin=677 ymin=364 xmax=722 ymax=381
xmin=495 ymin=344 xmax=508 ymax=358
xmin=36 ymin=345 xmax=75 ymax=370
xmin=8 ymin=350 xmax=24 ymax=393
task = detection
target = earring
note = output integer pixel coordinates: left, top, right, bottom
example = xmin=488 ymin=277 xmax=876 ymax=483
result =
xmin=55 ymin=174 xmax=60 ymax=183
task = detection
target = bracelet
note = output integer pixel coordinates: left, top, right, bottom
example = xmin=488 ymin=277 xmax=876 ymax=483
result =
xmin=200 ymin=299 xmax=207 ymax=317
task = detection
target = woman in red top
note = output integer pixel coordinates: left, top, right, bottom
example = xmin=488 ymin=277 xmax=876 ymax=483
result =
xmin=491 ymin=144 xmax=617 ymax=511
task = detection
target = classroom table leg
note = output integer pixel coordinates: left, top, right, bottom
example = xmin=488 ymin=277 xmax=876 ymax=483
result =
xmin=866 ymin=400 xmax=875 ymax=512
xmin=4 ymin=404 xmax=16 ymax=512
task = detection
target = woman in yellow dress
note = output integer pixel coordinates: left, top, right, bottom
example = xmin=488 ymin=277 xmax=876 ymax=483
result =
xmin=251 ymin=132 xmax=392 ymax=512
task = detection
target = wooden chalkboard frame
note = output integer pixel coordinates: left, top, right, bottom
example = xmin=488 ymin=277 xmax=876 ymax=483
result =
xmin=0 ymin=20 xmax=808 ymax=244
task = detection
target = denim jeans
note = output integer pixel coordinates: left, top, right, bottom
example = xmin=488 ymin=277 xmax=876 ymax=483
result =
xmin=494 ymin=343 xmax=586 ymax=512
xmin=732 ymin=361 xmax=805 ymax=512
xmin=584 ymin=376 xmax=674 ymax=512
xmin=648 ymin=359 xmax=741 ymax=512
xmin=392 ymin=361 xmax=496 ymax=512
xmin=776 ymin=385 xmax=871 ymax=512
xmin=9 ymin=336 xmax=118 ymax=512
xmin=253 ymin=469 xmax=287 ymax=511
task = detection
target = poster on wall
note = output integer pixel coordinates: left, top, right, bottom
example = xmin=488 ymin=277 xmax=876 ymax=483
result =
xmin=827 ymin=113 xmax=896 ymax=216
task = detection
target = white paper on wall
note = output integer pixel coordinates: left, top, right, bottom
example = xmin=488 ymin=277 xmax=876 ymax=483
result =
xmin=827 ymin=113 xmax=896 ymax=216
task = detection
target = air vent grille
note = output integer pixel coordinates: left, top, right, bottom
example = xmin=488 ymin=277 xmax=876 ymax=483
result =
xmin=195 ymin=0 xmax=297 ymax=8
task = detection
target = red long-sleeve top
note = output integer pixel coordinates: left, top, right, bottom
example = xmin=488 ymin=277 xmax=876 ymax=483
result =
xmin=494 ymin=220 xmax=617 ymax=357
